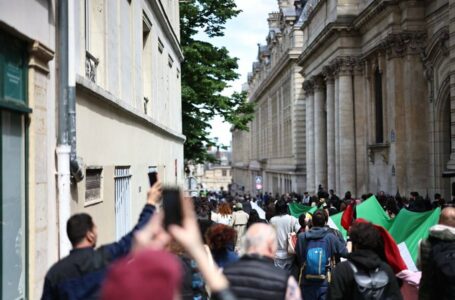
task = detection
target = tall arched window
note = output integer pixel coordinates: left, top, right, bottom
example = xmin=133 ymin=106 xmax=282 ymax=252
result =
xmin=375 ymin=66 xmax=384 ymax=143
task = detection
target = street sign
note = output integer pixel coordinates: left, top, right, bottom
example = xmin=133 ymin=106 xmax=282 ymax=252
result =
xmin=255 ymin=176 xmax=262 ymax=190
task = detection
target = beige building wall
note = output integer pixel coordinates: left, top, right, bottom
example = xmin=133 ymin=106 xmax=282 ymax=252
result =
xmin=201 ymin=167 xmax=232 ymax=192
xmin=71 ymin=0 xmax=184 ymax=246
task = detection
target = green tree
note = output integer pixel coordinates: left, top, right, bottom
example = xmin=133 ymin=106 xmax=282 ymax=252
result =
xmin=180 ymin=0 xmax=255 ymax=164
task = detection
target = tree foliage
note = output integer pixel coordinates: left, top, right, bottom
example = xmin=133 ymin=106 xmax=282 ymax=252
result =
xmin=180 ymin=0 xmax=255 ymax=164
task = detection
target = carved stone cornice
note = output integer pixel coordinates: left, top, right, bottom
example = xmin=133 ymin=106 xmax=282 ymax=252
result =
xmin=28 ymin=41 xmax=54 ymax=74
xmin=354 ymin=60 xmax=366 ymax=76
xmin=380 ymin=32 xmax=426 ymax=59
xmin=332 ymin=57 xmax=357 ymax=76
xmin=322 ymin=65 xmax=334 ymax=83
xmin=312 ymin=75 xmax=325 ymax=91
xmin=303 ymin=79 xmax=314 ymax=95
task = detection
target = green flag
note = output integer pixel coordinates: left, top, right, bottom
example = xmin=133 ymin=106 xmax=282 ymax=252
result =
xmin=356 ymin=196 xmax=393 ymax=229
xmin=399 ymin=208 xmax=441 ymax=262
xmin=288 ymin=202 xmax=317 ymax=218
xmin=328 ymin=196 xmax=440 ymax=263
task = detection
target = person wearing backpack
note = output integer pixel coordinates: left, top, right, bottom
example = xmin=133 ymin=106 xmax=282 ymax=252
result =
xmin=418 ymin=207 xmax=455 ymax=300
xmin=327 ymin=221 xmax=402 ymax=300
xmin=295 ymin=210 xmax=348 ymax=300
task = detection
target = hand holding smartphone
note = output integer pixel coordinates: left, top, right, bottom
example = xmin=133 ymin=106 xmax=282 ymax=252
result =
xmin=162 ymin=187 xmax=183 ymax=229
xmin=148 ymin=168 xmax=158 ymax=187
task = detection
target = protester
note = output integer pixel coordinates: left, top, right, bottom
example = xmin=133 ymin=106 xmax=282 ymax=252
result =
xmin=418 ymin=207 xmax=455 ymax=300
xmin=265 ymin=202 xmax=276 ymax=222
xmin=342 ymin=191 xmax=352 ymax=204
xmin=223 ymin=223 xmax=302 ymax=300
xmin=327 ymin=221 xmax=402 ymax=300
xmin=168 ymin=240 xmax=208 ymax=300
xmin=408 ymin=192 xmax=430 ymax=212
xmin=101 ymin=192 xmax=237 ymax=300
xmin=303 ymin=192 xmax=311 ymax=205
xmin=195 ymin=198 xmax=215 ymax=242
xmin=297 ymin=214 xmax=307 ymax=235
xmin=328 ymin=190 xmax=340 ymax=211
xmin=232 ymin=203 xmax=250 ymax=248
xmin=212 ymin=203 xmax=234 ymax=226
xmin=205 ymin=224 xmax=239 ymax=268
xmin=246 ymin=209 xmax=267 ymax=229
xmin=270 ymin=200 xmax=300 ymax=271
xmin=41 ymin=182 xmax=162 ymax=300
xmin=241 ymin=197 xmax=253 ymax=215
xmin=432 ymin=193 xmax=446 ymax=208
xmin=295 ymin=210 xmax=348 ymax=300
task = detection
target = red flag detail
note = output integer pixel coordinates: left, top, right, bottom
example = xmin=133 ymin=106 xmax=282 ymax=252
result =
xmin=341 ymin=202 xmax=355 ymax=230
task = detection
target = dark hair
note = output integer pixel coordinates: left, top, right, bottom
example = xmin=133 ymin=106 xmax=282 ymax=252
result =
xmin=312 ymin=210 xmax=326 ymax=227
xmin=247 ymin=209 xmax=261 ymax=228
xmin=275 ymin=200 xmax=288 ymax=215
xmin=194 ymin=198 xmax=211 ymax=219
xmin=298 ymin=214 xmax=307 ymax=228
xmin=67 ymin=213 xmax=94 ymax=246
xmin=349 ymin=222 xmax=385 ymax=259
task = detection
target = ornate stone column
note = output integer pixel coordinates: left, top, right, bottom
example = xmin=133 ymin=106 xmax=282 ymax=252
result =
xmin=323 ymin=66 xmax=336 ymax=191
xmin=313 ymin=75 xmax=327 ymax=190
xmin=354 ymin=61 xmax=367 ymax=195
xmin=334 ymin=73 xmax=340 ymax=193
xmin=334 ymin=57 xmax=356 ymax=195
xmin=304 ymin=80 xmax=315 ymax=193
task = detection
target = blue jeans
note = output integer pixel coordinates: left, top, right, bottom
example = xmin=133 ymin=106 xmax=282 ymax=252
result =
xmin=302 ymin=282 xmax=328 ymax=300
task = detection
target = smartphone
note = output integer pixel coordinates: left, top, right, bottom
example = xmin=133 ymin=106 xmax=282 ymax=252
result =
xmin=148 ymin=171 xmax=158 ymax=187
xmin=162 ymin=187 xmax=182 ymax=228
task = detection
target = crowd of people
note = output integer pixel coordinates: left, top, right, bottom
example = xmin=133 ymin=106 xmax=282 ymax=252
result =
xmin=40 ymin=182 xmax=455 ymax=300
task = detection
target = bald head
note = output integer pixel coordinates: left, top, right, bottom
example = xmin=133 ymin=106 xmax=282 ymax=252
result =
xmin=242 ymin=223 xmax=277 ymax=258
xmin=439 ymin=207 xmax=455 ymax=228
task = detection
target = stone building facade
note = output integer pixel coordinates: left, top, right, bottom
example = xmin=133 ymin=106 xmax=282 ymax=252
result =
xmin=0 ymin=0 xmax=184 ymax=298
xmin=232 ymin=0 xmax=455 ymax=200
xmin=232 ymin=0 xmax=306 ymax=195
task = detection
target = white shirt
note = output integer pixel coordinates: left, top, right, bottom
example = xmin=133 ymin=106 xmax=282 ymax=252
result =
xmin=211 ymin=212 xmax=233 ymax=226
xmin=270 ymin=214 xmax=301 ymax=259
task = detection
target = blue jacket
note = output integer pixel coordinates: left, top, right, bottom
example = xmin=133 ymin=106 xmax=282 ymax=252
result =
xmin=41 ymin=204 xmax=155 ymax=300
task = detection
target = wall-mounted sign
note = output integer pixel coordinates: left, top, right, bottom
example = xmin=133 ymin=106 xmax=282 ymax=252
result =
xmin=255 ymin=176 xmax=262 ymax=190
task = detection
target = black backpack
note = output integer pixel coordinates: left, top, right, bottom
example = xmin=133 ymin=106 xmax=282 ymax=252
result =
xmin=348 ymin=262 xmax=389 ymax=300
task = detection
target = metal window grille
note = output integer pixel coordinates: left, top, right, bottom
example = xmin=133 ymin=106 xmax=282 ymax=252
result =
xmin=85 ymin=168 xmax=102 ymax=201
xmin=115 ymin=167 xmax=132 ymax=240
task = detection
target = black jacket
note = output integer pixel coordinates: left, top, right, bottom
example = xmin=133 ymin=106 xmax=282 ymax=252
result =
xmin=327 ymin=250 xmax=402 ymax=300
xmin=223 ymin=254 xmax=289 ymax=300
xmin=419 ymin=225 xmax=455 ymax=300
xmin=41 ymin=204 xmax=155 ymax=300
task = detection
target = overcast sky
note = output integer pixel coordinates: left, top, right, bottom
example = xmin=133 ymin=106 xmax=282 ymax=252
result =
xmin=199 ymin=0 xmax=278 ymax=147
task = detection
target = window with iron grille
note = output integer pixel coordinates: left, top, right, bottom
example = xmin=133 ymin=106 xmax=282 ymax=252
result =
xmin=85 ymin=168 xmax=103 ymax=202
